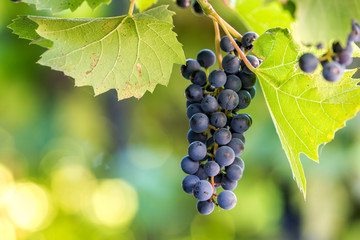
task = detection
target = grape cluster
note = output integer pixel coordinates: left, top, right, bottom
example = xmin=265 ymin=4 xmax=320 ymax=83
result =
xmin=180 ymin=34 xmax=260 ymax=215
xmin=299 ymin=20 xmax=360 ymax=82
xmin=176 ymin=0 xmax=205 ymax=15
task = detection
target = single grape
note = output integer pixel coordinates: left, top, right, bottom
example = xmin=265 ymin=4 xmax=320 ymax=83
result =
xmin=231 ymin=113 xmax=252 ymax=133
xmin=237 ymin=90 xmax=252 ymax=109
xmin=192 ymin=0 xmax=204 ymax=15
xmin=182 ymin=175 xmax=200 ymax=194
xmin=188 ymin=141 xmax=207 ymax=161
xmin=230 ymin=156 xmax=245 ymax=171
xmin=349 ymin=20 xmax=360 ymax=42
xmin=240 ymin=55 xmax=259 ymax=74
xmin=224 ymin=75 xmax=242 ymax=92
xmin=185 ymin=84 xmax=203 ymax=102
xmin=299 ymin=53 xmax=319 ymax=73
xmin=218 ymin=89 xmax=239 ymax=110
xmin=193 ymin=180 xmax=213 ymax=201
xmin=210 ymin=112 xmax=227 ymax=128
xmin=206 ymin=85 xmax=216 ymax=92
xmin=238 ymin=71 xmax=257 ymax=88
xmin=186 ymin=103 xmax=203 ymax=118
xmin=232 ymin=132 xmax=245 ymax=144
xmin=181 ymin=156 xmax=199 ymax=174
xmin=201 ymin=95 xmax=219 ymax=113
xmin=187 ymin=129 xmax=207 ymax=143
xmin=214 ymin=174 xmax=223 ymax=188
xmin=226 ymin=138 xmax=244 ymax=156
xmin=181 ymin=59 xmax=201 ymax=79
xmin=241 ymin=32 xmax=259 ymax=51
xmin=338 ymin=45 xmax=353 ymax=66
xmin=190 ymin=113 xmax=209 ymax=133
xmin=220 ymin=36 xmax=235 ymax=52
xmin=221 ymin=176 xmax=237 ymax=190
xmin=322 ymin=61 xmax=344 ymax=82
xmin=214 ymin=128 xmax=232 ymax=145
xmin=222 ymin=54 xmax=240 ymax=74
xmin=190 ymin=70 xmax=207 ymax=86
xmin=195 ymin=164 xmax=208 ymax=180
xmin=197 ymin=49 xmax=216 ymax=68
xmin=244 ymin=86 xmax=256 ymax=99
xmin=204 ymin=161 xmax=221 ymax=177
xmin=209 ymin=69 xmax=227 ymax=87
xmin=197 ymin=200 xmax=215 ymax=215
xmin=226 ymin=165 xmax=243 ymax=181
xmin=176 ymin=0 xmax=191 ymax=8
xmin=217 ymin=190 xmax=237 ymax=210
xmin=215 ymin=146 xmax=235 ymax=166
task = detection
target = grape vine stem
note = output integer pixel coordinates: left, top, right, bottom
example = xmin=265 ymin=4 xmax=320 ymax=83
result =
xmin=213 ymin=20 xmax=223 ymax=70
xmin=197 ymin=0 xmax=255 ymax=72
xmin=128 ymin=0 xmax=136 ymax=16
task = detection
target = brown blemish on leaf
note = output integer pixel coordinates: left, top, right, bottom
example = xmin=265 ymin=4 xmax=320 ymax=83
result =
xmin=136 ymin=63 xmax=142 ymax=77
xmin=86 ymin=53 xmax=100 ymax=75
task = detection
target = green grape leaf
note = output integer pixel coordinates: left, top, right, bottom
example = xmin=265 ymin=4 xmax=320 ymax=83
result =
xmin=8 ymin=16 xmax=53 ymax=48
xmin=252 ymin=28 xmax=360 ymax=198
xmin=10 ymin=5 xmax=185 ymax=100
xmin=136 ymin=0 xmax=158 ymax=12
xmin=22 ymin=0 xmax=112 ymax=13
xmin=234 ymin=0 xmax=293 ymax=34
xmin=294 ymin=0 xmax=360 ymax=46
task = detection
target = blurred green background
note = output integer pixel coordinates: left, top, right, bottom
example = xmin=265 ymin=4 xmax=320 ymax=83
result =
xmin=0 ymin=1 xmax=360 ymax=240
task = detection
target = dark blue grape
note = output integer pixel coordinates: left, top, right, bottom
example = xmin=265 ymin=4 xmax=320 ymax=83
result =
xmin=240 ymin=55 xmax=259 ymax=74
xmin=221 ymin=176 xmax=237 ymax=190
xmin=230 ymin=156 xmax=245 ymax=171
xmin=322 ymin=61 xmax=344 ymax=82
xmin=349 ymin=20 xmax=360 ymax=42
xmin=210 ymin=112 xmax=227 ymax=128
xmin=176 ymin=0 xmax=191 ymax=8
xmin=209 ymin=69 xmax=227 ymax=87
xmin=182 ymin=175 xmax=200 ymax=194
xmin=226 ymin=138 xmax=244 ymax=156
xmin=238 ymin=71 xmax=257 ymax=88
xmin=193 ymin=180 xmax=213 ymax=201
xmin=222 ymin=54 xmax=240 ymax=74
xmin=185 ymin=84 xmax=203 ymax=102
xmin=237 ymin=90 xmax=251 ymax=109
xmin=190 ymin=113 xmax=209 ymax=133
xmin=299 ymin=53 xmax=319 ymax=73
xmin=206 ymin=85 xmax=216 ymax=92
xmin=204 ymin=161 xmax=220 ymax=177
xmin=214 ymin=174 xmax=223 ymax=188
xmin=188 ymin=141 xmax=207 ymax=161
xmin=190 ymin=70 xmax=207 ymax=86
xmin=195 ymin=164 xmax=208 ymax=180
xmin=201 ymin=95 xmax=219 ymax=113
xmin=181 ymin=59 xmax=201 ymax=79
xmin=244 ymin=86 xmax=256 ymax=99
xmin=231 ymin=113 xmax=252 ymax=133
xmin=217 ymin=190 xmax=237 ymax=210
xmin=192 ymin=0 xmax=204 ymax=15
xmin=224 ymin=75 xmax=242 ymax=92
xmin=226 ymin=165 xmax=243 ymax=181
xmin=186 ymin=103 xmax=203 ymax=118
xmin=197 ymin=49 xmax=216 ymax=68
xmin=181 ymin=156 xmax=199 ymax=174
xmin=338 ymin=45 xmax=353 ymax=66
xmin=218 ymin=89 xmax=239 ymax=110
xmin=241 ymin=32 xmax=259 ymax=51
xmin=215 ymin=146 xmax=235 ymax=166
xmin=197 ymin=200 xmax=215 ymax=215
xmin=232 ymin=132 xmax=245 ymax=143
xmin=187 ymin=130 xmax=207 ymax=144
xmin=214 ymin=128 xmax=232 ymax=145
xmin=220 ymin=36 xmax=235 ymax=52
